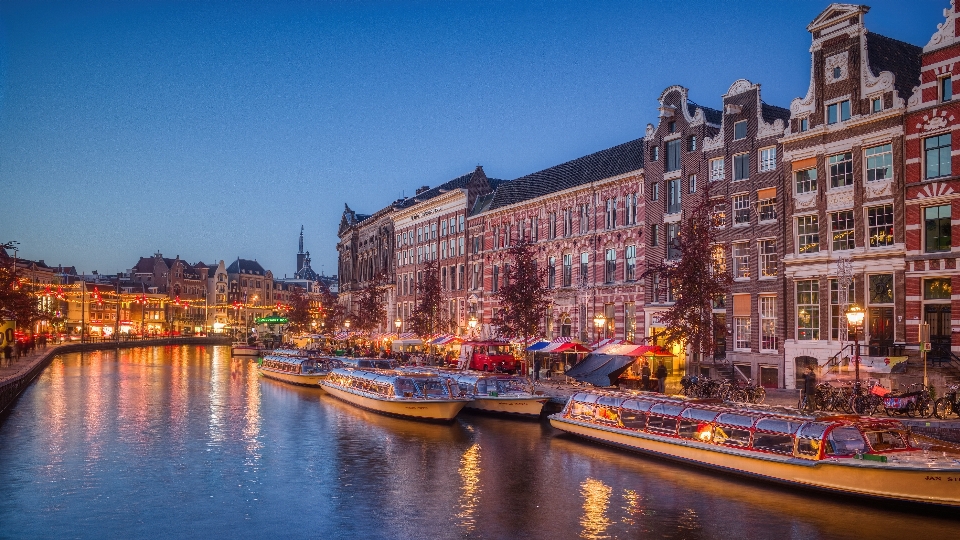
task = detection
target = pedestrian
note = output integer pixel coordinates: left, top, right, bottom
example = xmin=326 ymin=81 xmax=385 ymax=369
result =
xmin=533 ymin=355 xmax=541 ymax=381
xmin=2 ymin=344 xmax=10 ymax=361
xmin=656 ymin=361 xmax=668 ymax=393
xmin=640 ymin=362 xmax=651 ymax=391
xmin=801 ymin=365 xmax=817 ymax=411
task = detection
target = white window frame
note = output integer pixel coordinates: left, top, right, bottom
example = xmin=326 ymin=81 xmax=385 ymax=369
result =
xmin=760 ymin=297 xmax=777 ymax=352
xmin=733 ymin=242 xmax=750 ymax=279
xmin=758 ymin=238 xmax=777 ymax=278
xmin=759 ymin=146 xmax=776 ymax=172
xmin=734 ymin=316 xmax=751 ymax=350
xmin=710 ymin=158 xmax=725 ymax=181
xmin=733 ymin=193 xmax=750 ymax=225
xmin=864 ymin=143 xmax=893 ymax=183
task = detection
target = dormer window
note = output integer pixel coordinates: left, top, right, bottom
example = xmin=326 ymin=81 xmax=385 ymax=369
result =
xmin=941 ymin=75 xmax=953 ymax=103
xmin=799 ymin=117 xmax=809 ymax=132
xmin=872 ymin=97 xmax=882 ymax=113
xmin=827 ymin=100 xmax=850 ymax=124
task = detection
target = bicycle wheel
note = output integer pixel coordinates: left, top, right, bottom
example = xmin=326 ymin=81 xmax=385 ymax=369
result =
xmin=731 ymin=389 xmax=748 ymax=403
xmin=934 ymin=398 xmax=952 ymax=419
xmin=917 ymin=398 xmax=933 ymax=418
xmin=752 ymin=387 xmax=766 ymax=404
xmin=849 ymin=395 xmax=866 ymax=415
xmin=906 ymin=401 xmax=917 ymax=418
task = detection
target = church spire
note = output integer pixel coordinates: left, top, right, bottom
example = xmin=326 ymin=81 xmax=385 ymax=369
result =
xmin=298 ymin=225 xmax=304 ymax=254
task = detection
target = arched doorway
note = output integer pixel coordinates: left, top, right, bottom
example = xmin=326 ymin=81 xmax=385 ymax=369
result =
xmin=560 ymin=316 xmax=572 ymax=337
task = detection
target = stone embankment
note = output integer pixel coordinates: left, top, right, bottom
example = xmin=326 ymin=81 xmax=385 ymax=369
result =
xmin=0 ymin=336 xmax=231 ymax=415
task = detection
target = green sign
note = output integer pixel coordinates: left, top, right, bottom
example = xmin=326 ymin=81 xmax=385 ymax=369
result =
xmin=256 ymin=316 xmax=288 ymax=325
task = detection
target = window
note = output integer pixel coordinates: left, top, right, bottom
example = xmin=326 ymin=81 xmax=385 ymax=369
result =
xmin=626 ymin=194 xmax=638 ymax=225
xmin=865 ymin=144 xmax=892 ymax=182
xmin=605 ymin=249 xmax=616 ymax=284
xmin=758 ymin=239 xmax=777 ymax=277
xmin=440 ymin=240 xmax=448 ymax=259
xmin=668 ymin=121 xmax=675 ymax=133
xmin=667 ymin=223 xmax=680 ymax=259
xmin=579 ymin=204 xmax=590 ymax=232
xmin=472 ymin=263 xmax=480 ymax=290
xmin=650 ymin=182 xmax=660 ymax=201
xmin=830 ymin=278 xmax=857 ymax=340
xmin=760 ymin=297 xmax=777 ymax=351
xmin=688 ymin=135 xmax=697 ymax=152
xmin=712 ymin=201 xmax=727 ymax=227
xmin=441 ymin=267 xmax=448 ymax=290
xmin=795 ymin=167 xmax=818 ymax=194
xmin=549 ymin=212 xmax=556 ymax=239
xmin=548 ymin=257 xmax=556 ymax=289
xmin=757 ymin=191 xmax=776 ymax=221
xmin=651 ymin=146 xmax=659 ymax=161
xmin=562 ymin=254 xmax=572 ymax=287
xmin=829 ymin=152 xmax=853 ymax=188
xmin=925 ymin=205 xmax=952 ymax=253
xmin=733 ymin=194 xmax=750 ymax=225
xmin=869 ymin=274 xmax=894 ymax=304
xmin=734 ymin=120 xmax=747 ymax=140
xmin=711 ymin=244 xmax=726 ymax=274
xmin=666 ymin=139 xmax=681 ymax=172
xmin=532 ymin=217 xmax=538 ymax=242
xmin=830 ymin=211 xmax=855 ymax=251
xmin=733 ymin=242 xmax=750 ymax=279
xmin=797 ymin=280 xmax=820 ymax=340
xmin=925 ymin=134 xmax=951 ymax=179
xmin=459 ymin=236 xmax=464 ymax=255
xmin=431 ymin=223 xmax=436 ymax=239
xmin=734 ymin=153 xmax=749 ymax=181
xmin=650 ymin=224 xmax=659 ymax=246
xmin=797 ymin=215 xmax=820 ymax=254
xmin=492 ymin=265 xmax=499 ymax=293
xmin=924 ymin=278 xmax=952 ymax=300
xmin=942 ymin=75 xmax=953 ymax=102
xmin=688 ymin=174 xmax=697 ymax=193
xmin=826 ymin=100 xmax=850 ymax=124
xmin=441 ymin=220 xmax=447 ymax=236
xmin=667 ymin=179 xmax=681 ymax=214
xmin=580 ymin=253 xmax=589 ymax=285
xmin=417 ymin=227 xmax=422 ymax=242
xmin=759 ymin=147 xmax=776 ymax=172
xmin=710 ymin=158 xmax=725 ymax=181
xmin=625 ymin=245 xmax=636 ymax=281
xmin=867 ymin=205 xmax=894 ymax=247
xmin=799 ymin=117 xmax=809 ymax=132
xmin=735 ymin=317 xmax=751 ymax=350
xmin=458 ymin=215 xmax=464 ymax=232
xmin=872 ymin=97 xmax=882 ymax=112
xmin=833 ymin=67 xmax=842 ymax=79
xmin=605 ymin=199 xmax=617 ymax=229
xmin=564 ymin=208 xmax=573 ymax=237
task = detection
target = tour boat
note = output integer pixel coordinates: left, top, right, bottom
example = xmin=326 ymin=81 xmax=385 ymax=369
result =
xmin=549 ymin=390 xmax=960 ymax=508
xmin=231 ymin=341 xmax=264 ymax=357
xmin=320 ymin=367 xmax=470 ymax=422
xmin=258 ymin=351 xmax=343 ymax=387
xmin=399 ymin=368 xmax=548 ymax=418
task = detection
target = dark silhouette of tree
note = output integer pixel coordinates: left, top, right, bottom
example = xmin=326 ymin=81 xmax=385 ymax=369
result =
xmin=285 ymin=286 xmax=313 ymax=333
xmin=352 ymin=272 xmax=388 ymax=333
xmin=492 ymin=240 xmax=549 ymax=346
xmin=0 ymin=242 xmax=42 ymax=328
xmin=643 ymin=190 xmax=732 ymax=363
xmin=409 ymin=259 xmax=445 ymax=338
xmin=317 ymin=282 xmax=343 ymax=331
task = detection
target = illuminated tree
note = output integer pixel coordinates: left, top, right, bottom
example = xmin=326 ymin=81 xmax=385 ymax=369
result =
xmin=492 ymin=240 xmax=549 ymax=345
xmin=352 ymin=272 xmax=388 ymax=333
xmin=285 ymin=286 xmax=313 ymax=333
xmin=409 ymin=259 xmax=445 ymax=338
xmin=0 ymin=242 xmax=42 ymax=328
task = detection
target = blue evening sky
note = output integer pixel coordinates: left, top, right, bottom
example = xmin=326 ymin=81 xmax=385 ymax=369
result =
xmin=0 ymin=0 xmax=946 ymax=277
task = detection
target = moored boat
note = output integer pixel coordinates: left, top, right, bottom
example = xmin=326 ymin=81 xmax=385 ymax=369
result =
xmin=550 ymin=390 xmax=960 ymax=508
xmin=231 ymin=341 xmax=264 ymax=357
xmin=320 ymin=367 xmax=470 ymax=422
xmin=258 ymin=351 xmax=343 ymax=387
xmin=400 ymin=368 xmax=547 ymax=418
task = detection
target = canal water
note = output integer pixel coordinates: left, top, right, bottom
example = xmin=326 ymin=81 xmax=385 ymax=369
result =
xmin=1 ymin=346 xmax=959 ymax=539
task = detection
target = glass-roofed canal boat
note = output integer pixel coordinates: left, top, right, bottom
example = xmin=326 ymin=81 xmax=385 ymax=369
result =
xmin=398 ymin=368 xmax=548 ymax=418
xmin=257 ymin=349 xmax=343 ymax=387
xmin=320 ymin=367 xmax=471 ymax=422
xmin=550 ymin=390 xmax=960 ymax=508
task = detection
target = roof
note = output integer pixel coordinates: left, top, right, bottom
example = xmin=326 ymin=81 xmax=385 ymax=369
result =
xmin=487 ymin=138 xmax=645 ymax=211
xmin=866 ymin=32 xmax=922 ymax=102
xmin=760 ymin=102 xmax=791 ymax=124
xmin=226 ymin=258 xmax=266 ymax=275
xmin=688 ymin=100 xmax=722 ymax=125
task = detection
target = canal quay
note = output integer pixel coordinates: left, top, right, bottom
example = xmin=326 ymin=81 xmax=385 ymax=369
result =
xmin=0 ymin=345 xmax=958 ymax=540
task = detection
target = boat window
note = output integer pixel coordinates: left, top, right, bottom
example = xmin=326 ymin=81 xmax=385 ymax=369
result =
xmin=795 ymin=423 xmax=831 ymax=458
xmin=458 ymin=382 xmax=474 ymax=394
xmin=649 ymin=403 xmax=685 ymax=417
xmin=569 ymin=398 xmax=596 ymax=419
xmin=619 ymin=407 xmax=647 ymax=430
xmin=581 ymin=394 xmax=601 ymax=404
xmin=715 ymin=413 xmax=758 ymax=428
xmin=421 ymin=380 xmax=449 ymax=397
xmin=396 ymin=378 xmax=417 ymax=397
xmin=755 ymin=418 xmax=804 ymax=435
xmin=620 ymin=400 xmax=654 ymax=413
xmin=711 ymin=424 xmax=751 ymax=447
xmin=680 ymin=408 xmax=720 ymax=422
xmin=646 ymin=414 xmax=678 ymax=434
xmin=496 ymin=378 xmax=527 ymax=393
xmin=678 ymin=419 xmax=715 ymax=441
xmin=476 ymin=380 xmax=488 ymax=394
xmin=798 ymin=422 xmax=831 ymax=440
xmin=864 ymin=430 xmax=908 ymax=452
xmin=752 ymin=432 xmax=795 ymax=454
xmin=594 ymin=405 xmax=620 ymax=424
xmin=597 ymin=396 xmax=622 ymax=408
xmin=825 ymin=427 xmax=867 ymax=456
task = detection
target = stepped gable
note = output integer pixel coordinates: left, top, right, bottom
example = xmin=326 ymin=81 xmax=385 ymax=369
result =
xmin=866 ymin=31 xmax=922 ymax=103
xmin=488 ymin=137 xmax=645 ymax=211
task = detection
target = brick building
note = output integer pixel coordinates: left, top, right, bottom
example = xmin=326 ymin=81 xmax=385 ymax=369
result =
xmin=337 ymin=203 xmax=396 ymax=331
xmin=904 ymin=1 xmax=960 ymax=361
xmin=780 ymin=4 xmax=920 ymax=388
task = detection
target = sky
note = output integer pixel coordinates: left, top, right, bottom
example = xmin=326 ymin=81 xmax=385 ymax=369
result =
xmin=0 ymin=0 xmax=949 ymax=277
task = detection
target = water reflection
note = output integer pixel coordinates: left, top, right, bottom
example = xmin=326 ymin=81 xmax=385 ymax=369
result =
xmin=0 ymin=346 xmax=959 ymax=540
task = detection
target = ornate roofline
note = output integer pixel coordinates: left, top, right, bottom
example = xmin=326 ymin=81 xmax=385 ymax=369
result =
xmin=924 ymin=0 xmax=959 ymax=53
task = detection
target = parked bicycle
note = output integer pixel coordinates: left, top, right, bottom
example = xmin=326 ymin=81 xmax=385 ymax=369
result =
xmin=731 ymin=381 xmax=766 ymax=405
xmin=882 ymin=383 xmax=934 ymax=418
xmin=934 ymin=384 xmax=960 ymax=419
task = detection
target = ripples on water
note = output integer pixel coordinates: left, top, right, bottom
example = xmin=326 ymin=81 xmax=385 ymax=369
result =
xmin=0 ymin=346 xmax=959 ymax=539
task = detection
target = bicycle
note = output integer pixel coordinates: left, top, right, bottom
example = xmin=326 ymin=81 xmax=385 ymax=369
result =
xmin=934 ymin=384 xmax=960 ymax=419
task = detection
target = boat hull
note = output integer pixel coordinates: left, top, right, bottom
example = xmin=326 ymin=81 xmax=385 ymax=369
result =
xmin=321 ymin=383 xmax=468 ymax=422
xmin=467 ymin=396 xmax=548 ymax=417
xmin=258 ymin=368 xmax=326 ymax=387
xmin=231 ymin=346 xmax=261 ymax=357
xmin=549 ymin=415 xmax=960 ymax=508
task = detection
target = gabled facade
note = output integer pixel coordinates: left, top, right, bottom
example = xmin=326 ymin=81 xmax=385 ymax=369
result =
xmin=904 ymin=1 xmax=960 ymax=363
xmin=780 ymin=3 xmax=920 ymax=388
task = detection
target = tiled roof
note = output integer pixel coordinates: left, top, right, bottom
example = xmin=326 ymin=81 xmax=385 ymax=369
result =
xmin=226 ymin=258 xmax=266 ymax=275
xmin=486 ymin=138 xmax=645 ymax=211
xmin=395 ymin=171 xmax=475 ymax=209
xmin=760 ymin=102 xmax=791 ymax=124
xmin=866 ymin=32 xmax=922 ymax=102
xmin=688 ymin=100 xmax=722 ymax=125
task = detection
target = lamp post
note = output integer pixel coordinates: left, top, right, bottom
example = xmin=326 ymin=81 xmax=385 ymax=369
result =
xmin=395 ymin=317 xmax=402 ymax=336
xmin=845 ymin=303 xmax=865 ymax=388
xmin=468 ymin=315 xmax=478 ymax=339
xmin=593 ymin=314 xmax=606 ymax=345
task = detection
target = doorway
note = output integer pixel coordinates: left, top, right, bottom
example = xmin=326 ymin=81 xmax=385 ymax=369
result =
xmin=868 ymin=307 xmax=893 ymax=356
xmin=925 ymin=303 xmax=952 ymax=363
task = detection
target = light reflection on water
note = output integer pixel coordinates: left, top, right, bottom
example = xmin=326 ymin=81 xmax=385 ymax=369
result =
xmin=0 ymin=346 xmax=959 ymax=539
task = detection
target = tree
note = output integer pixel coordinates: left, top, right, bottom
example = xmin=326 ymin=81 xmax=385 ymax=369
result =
xmin=643 ymin=190 xmax=732 ymax=364
xmin=0 ymin=242 xmax=42 ymax=328
xmin=317 ymin=282 xmax=344 ymax=331
xmin=285 ymin=286 xmax=313 ymax=333
xmin=409 ymin=259 xmax=446 ymax=338
xmin=352 ymin=272 xmax=388 ymax=333
xmin=492 ymin=240 xmax=550 ymax=346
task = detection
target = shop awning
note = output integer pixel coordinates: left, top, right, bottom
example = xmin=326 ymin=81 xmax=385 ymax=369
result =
xmin=397 ymin=332 xmax=416 ymax=339
xmin=591 ymin=338 xmax=630 ymax=349
xmin=526 ymin=340 xmax=551 ymax=351
xmin=565 ymin=353 xmax=636 ymax=387
xmin=540 ymin=337 xmax=591 ymax=354
xmin=430 ymin=334 xmax=463 ymax=345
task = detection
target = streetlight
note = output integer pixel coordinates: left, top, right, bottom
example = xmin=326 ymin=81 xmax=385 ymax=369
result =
xmin=468 ymin=315 xmax=478 ymax=338
xmin=395 ymin=317 xmax=402 ymax=335
xmin=593 ymin=314 xmax=606 ymax=344
xmin=845 ymin=304 xmax=865 ymax=411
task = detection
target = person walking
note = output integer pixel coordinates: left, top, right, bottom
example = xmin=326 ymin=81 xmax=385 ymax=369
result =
xmin=656 ymin=361 xmax=668 ymax=393
xmin=640 ymin=362 xmax=651 ymax=391
xmin=801 ymin=365 xmax=818 ymax=411
xmin=533 ymin=355 xmax=541 ymax=382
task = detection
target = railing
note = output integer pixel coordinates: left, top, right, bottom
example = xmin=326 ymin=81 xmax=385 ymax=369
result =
xmin=821 ymin=343 xmax=858 ymax=374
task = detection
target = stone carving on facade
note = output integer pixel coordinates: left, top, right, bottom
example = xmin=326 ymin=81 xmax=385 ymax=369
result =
xmin=860 ymin=33 xmax=904 ymax=109
xmin=795 ymin=192 xmax=817 ymax=210
xmin=917 ymin=108 xmax=955 ymax=131
xmin=646 ymin=123 xmax=655 ymax=139
xmin=826 ymin=188 xmax=855 ymax=210
xmin=917 ymin=182 xmax=956 ymax=199
xmin=657 ymin=85 xmax=711 ymax=129
xmin=702 ymin=131 xmax=724 ymax=152
xmin=924 ymin=0 xmax=959 ymax=53
xmin=825 ymin=51 xmax=849 ymax=83
xmin=865 ymin=178 xmax=893 ymax=199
